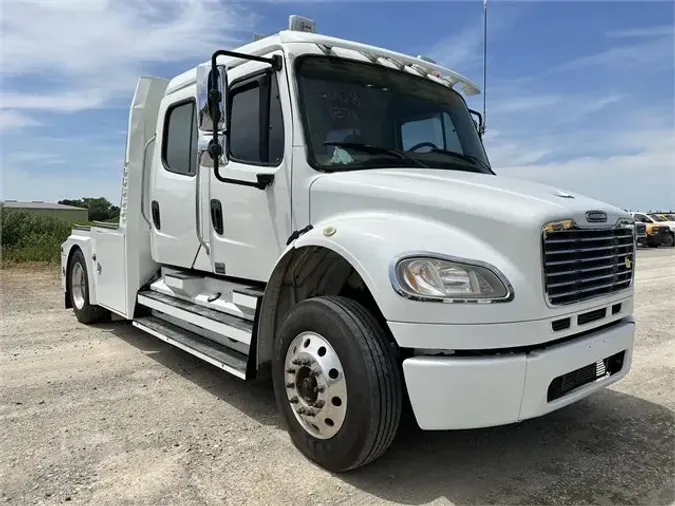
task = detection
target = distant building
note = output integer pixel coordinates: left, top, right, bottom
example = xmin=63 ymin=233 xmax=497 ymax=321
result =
xmin=0 ymin=200 xmax=88 ymax=222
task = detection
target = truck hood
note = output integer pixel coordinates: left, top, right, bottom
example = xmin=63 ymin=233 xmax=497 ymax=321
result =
xmin=309 ymin=168 xmax=629 ymax=228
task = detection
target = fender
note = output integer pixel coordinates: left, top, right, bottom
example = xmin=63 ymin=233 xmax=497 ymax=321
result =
xmin=62 ymin=233 xmax=98 ymax=307
xmin=265 ymin=211 xmax=528 ymax=327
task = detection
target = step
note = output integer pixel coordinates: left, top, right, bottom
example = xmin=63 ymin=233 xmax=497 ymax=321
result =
xmin=133 ymin=316 xmax=248 ymax=379
xmin=232 ymin=287 xmax=264 ymax=312
xmin=150 ymin=274 xmax=258 ymax=322
xmin=164 ymin=271 xmax=204 ymax=294
xmin=137 ymin=290 xmax=253 ymax=345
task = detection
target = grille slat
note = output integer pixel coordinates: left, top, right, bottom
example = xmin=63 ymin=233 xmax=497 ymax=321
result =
xmin=547 ymin=263 xmax=626 ymax=277
xmin=546 ymin=234 xmax=633 ymax=244
xmin=546 ymin=252 xmax=631 ymax=267
xmin=545 ymin=243 xmax=632 ymax=255
xmin=543 ymin=224 xmax=635 ymax=305
xmin=547 ymin=271 xmax=631 ymax=289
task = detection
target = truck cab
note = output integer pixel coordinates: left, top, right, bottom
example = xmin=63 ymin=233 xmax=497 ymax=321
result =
xmin=61 ymin=16 xmax=637 ymax=472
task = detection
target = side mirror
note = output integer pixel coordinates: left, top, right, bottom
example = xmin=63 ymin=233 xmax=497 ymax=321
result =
xmin=196 ymin=63 xmax=228 ymax=168
xmin=469 ymin=108 xmax=485 ymax=138
xmin=196 ymin=63 xmax=228 ymax=133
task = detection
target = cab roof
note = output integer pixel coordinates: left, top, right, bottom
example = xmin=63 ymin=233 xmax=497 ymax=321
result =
xmin=165 ymin=30 xmax=480 ymax=97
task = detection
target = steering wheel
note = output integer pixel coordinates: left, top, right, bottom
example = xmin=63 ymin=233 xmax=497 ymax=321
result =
xmin=408 ymin=141 xmax=439 ymax=152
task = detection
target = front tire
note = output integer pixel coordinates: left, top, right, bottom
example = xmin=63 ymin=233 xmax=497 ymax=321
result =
xmin=272 ymin=296 xmax=402 ymax=472
xmin=68 ymin=249 xmax=110 ymax=324
xmin=663 ymin=233 xmax=675 ymax=248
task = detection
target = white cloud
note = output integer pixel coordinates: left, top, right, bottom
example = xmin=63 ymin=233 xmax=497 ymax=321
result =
xmin=428 ymin=20 xmax=485 ymax=73
xmin=0 ymin=111 xmax=40 ymax=132
xmin=484 ymin=109 xmax=675 ymax=210
xmin=1 ymin=91 xmax=109 ymax=113
xmin=0 ymin=0 xmax=255 ymax=119
xmin=426 ymin=3 xmax=522 ymax=77
xmin=606 ymin=26 xmax=675 ymax=38
xmin=548 ymin=33 xmax=673 ymax=75
xmin=496 ymin=129 xmax=675 ymax=210
xmin=489 ymin=94 xmax=562 ymax=114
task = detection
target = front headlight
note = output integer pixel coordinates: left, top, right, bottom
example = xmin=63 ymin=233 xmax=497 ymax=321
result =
xmin=390 ymin=254 xmax=513 ymax=303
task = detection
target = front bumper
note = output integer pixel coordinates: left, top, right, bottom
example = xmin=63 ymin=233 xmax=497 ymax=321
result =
xmin=401 ymin=318 xmax=635 ymax=430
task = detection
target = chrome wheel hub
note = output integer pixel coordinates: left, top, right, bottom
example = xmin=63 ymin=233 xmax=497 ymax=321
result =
xmin=284 ymin=332 xmax=347 ymax=439
xmin=71 ymin=262 xmax=86 ymax=310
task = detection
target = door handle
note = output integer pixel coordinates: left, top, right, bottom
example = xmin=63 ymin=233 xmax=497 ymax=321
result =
xmin=210 ymin=199 xmax=224 ymax=235
xmin=151 ymin=200 xmax=161 ymax=230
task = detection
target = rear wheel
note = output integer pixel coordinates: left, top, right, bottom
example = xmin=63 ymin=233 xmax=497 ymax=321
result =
xmin=272 ymin=296 xmax=402 ymax=472
xmin=663 ymin=233 xmax=675 ymax=248
xmin=68 ymin=249 xmax=110 ymax=324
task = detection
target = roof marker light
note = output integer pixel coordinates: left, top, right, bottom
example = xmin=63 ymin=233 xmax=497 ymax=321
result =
xmin=416 ymin=55 xmax=438 ymax=64
xmin=289 ymin=15 xmax=316 ymax=33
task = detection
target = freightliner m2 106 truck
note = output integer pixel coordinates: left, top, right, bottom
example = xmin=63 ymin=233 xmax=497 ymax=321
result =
xmin=61 ymin=16 xmax=637 ymax=472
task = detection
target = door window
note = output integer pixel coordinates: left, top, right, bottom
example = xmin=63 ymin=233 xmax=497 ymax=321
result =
xmin=228 ymin=73 xmax=284 ymax=165
xmin=162 ymin=101 xmax=197 ymax=176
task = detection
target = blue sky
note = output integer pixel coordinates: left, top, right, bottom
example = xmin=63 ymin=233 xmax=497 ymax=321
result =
xmin=1 ymin=0 xmax=673 ymax=211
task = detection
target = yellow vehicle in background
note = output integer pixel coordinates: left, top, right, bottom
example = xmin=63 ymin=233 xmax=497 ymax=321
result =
xmin=632 ymin=212 xmax=674 ymax=247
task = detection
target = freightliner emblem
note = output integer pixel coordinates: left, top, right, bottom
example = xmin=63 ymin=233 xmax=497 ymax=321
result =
xmin=585 ymin=210 xmax=608 ymax=223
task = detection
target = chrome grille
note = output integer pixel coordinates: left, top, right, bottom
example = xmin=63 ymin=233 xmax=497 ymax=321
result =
xmin=542 ymin=223 xmax=635 ymax=305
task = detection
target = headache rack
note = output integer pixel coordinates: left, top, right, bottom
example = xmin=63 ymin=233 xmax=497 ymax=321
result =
xmin=542 ymin=220 xmax=635 ymax=306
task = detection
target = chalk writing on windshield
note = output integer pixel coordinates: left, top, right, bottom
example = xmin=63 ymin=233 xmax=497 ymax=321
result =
xmin=320 ymin=90 xmax=361 ymax=107
xmin=320 ymin=89 xmax=362 ymax=122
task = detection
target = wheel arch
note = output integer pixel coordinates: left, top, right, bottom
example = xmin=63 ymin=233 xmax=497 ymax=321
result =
xmin=63 ymin=236 xmax=97 ymax=306
xmin=254 ymin=242 xmax=393 ymax=376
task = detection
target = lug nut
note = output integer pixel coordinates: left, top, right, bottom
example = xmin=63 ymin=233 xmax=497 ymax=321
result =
xmin=314 ymin=385 xmax=325 ymax=393
xmin=309 ymin=370 xmax=320 ymax=377
xmin=286 ymin=368 xmax=296 ymax=374
xmin=285 ymin=382 xmax=295 ymax=388
xmin=313 ymin=400 xmax=325 ymax=408
xmin=289 ymin=396 xmax=299 ymax=404
xmin=296 ymin=407 xmax=316 ymax=417
xmin=291 ymin=359 xmax=301 ymax=366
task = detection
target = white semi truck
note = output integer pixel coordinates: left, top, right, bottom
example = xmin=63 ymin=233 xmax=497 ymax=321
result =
xmin=61 ymin=16 xmax=637 ymax=472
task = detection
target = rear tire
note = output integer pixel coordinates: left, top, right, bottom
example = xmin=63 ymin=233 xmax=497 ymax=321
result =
xmin=663 ymin=233 xmax=675 ymax=248
xmin=272 ymin=296 xmax=402 ymax=472
xmin=68 ymin=249 xmax=111 ymax=324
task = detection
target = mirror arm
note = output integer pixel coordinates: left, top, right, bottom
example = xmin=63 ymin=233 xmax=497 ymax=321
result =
xmin=469 ymin=108 xmax=484 ymax=135
xmin=212 ymin=171 xmax=274 ymax=190
xmin=208 ymin=50 xmax=283 ymax=186
xmin=211 ymin=49 xmax=282 ymax=72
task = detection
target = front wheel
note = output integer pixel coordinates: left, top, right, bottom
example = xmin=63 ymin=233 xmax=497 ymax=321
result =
xmin=662 ymin=233 xmax=675 ymax=248
xmin=272 ymin=296 xmax=402 ymax=472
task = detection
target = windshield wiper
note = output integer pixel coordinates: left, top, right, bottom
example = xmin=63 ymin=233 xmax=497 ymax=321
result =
xmin=323 ymin=141 xmax=429 ymax=169
xmin=427 ymin=148 xmax=493 ymax=173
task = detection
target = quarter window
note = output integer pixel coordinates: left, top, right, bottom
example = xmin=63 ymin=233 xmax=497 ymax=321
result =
xmin=163 ymin=101 xmax=197 ymax=175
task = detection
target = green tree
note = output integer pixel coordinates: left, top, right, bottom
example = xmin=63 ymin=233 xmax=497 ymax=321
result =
xmin=58 ymin=197 xmax=119 ymax=222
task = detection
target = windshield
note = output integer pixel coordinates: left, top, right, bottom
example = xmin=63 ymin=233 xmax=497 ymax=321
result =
xmin=296 ymin=56 xmax=491 ymax=174
xmin=649 ymin=214 xmax=666 ymax=222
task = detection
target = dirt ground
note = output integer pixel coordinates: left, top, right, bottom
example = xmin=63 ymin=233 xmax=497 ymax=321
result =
xmin=1 ymin=249 xmax=673 ymax=505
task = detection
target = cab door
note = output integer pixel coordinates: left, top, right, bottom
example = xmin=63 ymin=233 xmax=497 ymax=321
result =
xmin=149 ymin=87 xmax=201 ymax=268
xmin=207 ymin=57 xmax=291 ymax=281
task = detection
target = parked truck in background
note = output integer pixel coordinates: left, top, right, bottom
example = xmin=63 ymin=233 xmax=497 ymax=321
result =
xmin=632 ymin=212 xmax=674 ymax=247
xmin=61 ymin=16 xmax=637 ymax=472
